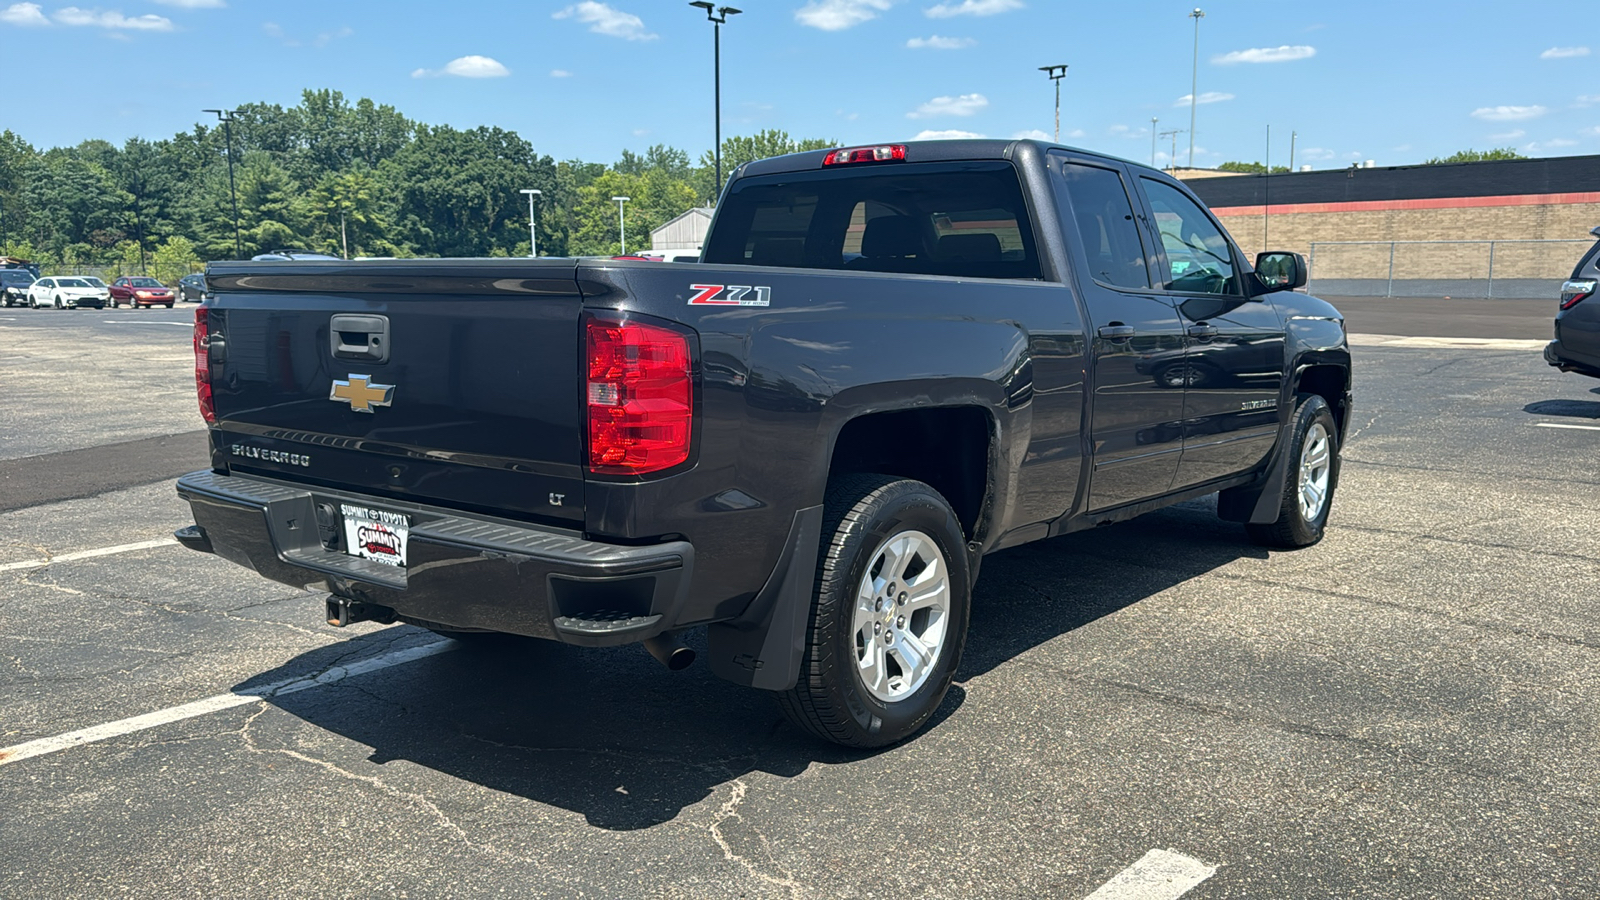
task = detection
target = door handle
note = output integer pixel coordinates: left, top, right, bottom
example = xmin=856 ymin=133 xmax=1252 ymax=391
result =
xmin=1186 ymin=323 xmax=1219 ymax=340
xmin=1097 ymin=324 xmax=1137 ymax=341
xmin=329 ymin=314 xmax=390 ymax=363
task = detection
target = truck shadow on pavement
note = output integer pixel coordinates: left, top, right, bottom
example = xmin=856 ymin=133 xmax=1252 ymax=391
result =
xmin=1525 ymin=399 xmax=1600 ymax=419
xmin=238 ymin=499 xmax=1262 ymax=831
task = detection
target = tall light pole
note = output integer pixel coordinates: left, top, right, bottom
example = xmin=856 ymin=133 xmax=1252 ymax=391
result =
xmin=612 ymin=196 xmax=630 ymax=256
xmin=1038 ymin=64 xmax=1069 ymax=142
xmin=203 ymin=108 xmax=242 ymax=259
xmin=1150 ymin=117 xmax=1159 ymax=167
xmin=519 ymin=188 xmax=542 ymax=257
xmin=690 ymin=2 xmax=741 ymax=201
xmin=1187 ymin=8 xmax=1205 ymax=170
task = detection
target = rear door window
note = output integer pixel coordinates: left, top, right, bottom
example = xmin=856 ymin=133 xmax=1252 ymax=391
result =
xmin=704 ymin=160 xmax=1043 ymax=280
xmin=1056 ymin=161 xmax=1152 ymax=290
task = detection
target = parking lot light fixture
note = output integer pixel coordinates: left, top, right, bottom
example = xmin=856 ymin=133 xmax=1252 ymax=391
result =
xmin=203 ymin=108 xmax=242 ymax=259
xmin=690 ymin=2 xmax=741 ymax=201
xmin=1187 ymin=8 xmax=1205 ymax=169
xmin=1038 ymin=65 xmax=1069 ymax=143
xmin=520 ymin=189 xmax=543 ymax=257
xmin=613 ymin=196 xmax=631 ymax=256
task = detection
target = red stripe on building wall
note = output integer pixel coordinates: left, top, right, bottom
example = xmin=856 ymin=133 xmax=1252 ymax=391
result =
xmin=1210 ymin=191 xmax=1600 ymax=217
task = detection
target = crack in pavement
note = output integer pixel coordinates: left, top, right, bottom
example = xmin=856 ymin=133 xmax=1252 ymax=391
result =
xmin=235 ymin=702 xmax=548 ymax=867
xmin=707 ymin=779 xmax=807 ymax=899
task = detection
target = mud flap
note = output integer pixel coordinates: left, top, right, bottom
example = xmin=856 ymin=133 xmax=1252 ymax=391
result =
xmin=707 ymin=504 xmax=823 ymax=691
xmin=1218 ymin=419 xmax=1296 ymax=525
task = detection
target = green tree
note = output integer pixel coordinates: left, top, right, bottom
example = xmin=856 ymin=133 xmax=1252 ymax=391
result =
xmin=1422 ymin=147 xmax=1527 ymax=164
xmin=694 ymin=129 xmax=836 ymax=200
xmin=309 ymin=168 xmax=406 ymax=258
xmin=1217 ymin=161 xmax=1290 ymax=174
xmin=151 ymin=234 xmax=202 ymax=283
xmin=383 ymin=124 xmax=556 ymax=257
xmin=568 ymin=170 xmax=698 ymax=256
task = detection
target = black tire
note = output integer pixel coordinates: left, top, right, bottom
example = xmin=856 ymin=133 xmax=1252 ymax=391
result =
xmin=777 ymin=474 xmax=972 ymax=748
xmin=1245 ymin=393 xmax=1340 ymax=549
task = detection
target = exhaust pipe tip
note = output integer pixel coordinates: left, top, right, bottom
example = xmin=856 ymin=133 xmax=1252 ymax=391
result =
xmin=643 ymin=633 xmax=696 ymax=671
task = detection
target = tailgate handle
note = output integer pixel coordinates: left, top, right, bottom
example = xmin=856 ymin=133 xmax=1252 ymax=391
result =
xmin=330 ymin=314 xmax=390 ymax=364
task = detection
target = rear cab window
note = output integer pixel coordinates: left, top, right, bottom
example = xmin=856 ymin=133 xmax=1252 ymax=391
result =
xmin=703 ymin=161 xmax=1043 ymax=281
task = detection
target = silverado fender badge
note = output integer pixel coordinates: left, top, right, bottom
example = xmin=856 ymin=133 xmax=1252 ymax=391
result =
xmin=330 ymin=374 xmax=395 ymax=413
xmin=688 ymin=284 xmax=772 ymax=307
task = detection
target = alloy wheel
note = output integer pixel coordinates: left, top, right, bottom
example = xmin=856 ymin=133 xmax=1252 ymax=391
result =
xmin=849 ymin=529 xmax=951 ymax=702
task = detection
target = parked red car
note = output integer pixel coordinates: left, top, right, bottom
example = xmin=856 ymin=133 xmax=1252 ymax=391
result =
xmin=110 ymin=276 xmax=175 ymax=308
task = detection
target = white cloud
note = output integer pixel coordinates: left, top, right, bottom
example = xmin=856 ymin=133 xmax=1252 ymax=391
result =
xmin=925 ymin=0 xmax=1022 ymax=17
xmin=1471 ymin=105 xmax=1547 ymax=121
xmin=1108 ymin=124 xmax=1150 ymax=138
xmin=1174 ymin=91 xmax=1234 ymax=107
xmin=1527 ymin=138 xmax=1579 ymax=153
xmin=152 ymin=0 xmax=223 ymax=7
xmin=1576 ymin=95 xmax=1600 ymax=107
xmin=1489 ymin=129 xmax=1525 ymax=140
xmin=550 ymin=69 xmax=572 ymax=78
xmin=1012 ymin=129 xmax=1051 ymax=140
xmin=1213 ymin=44 xmax=1315 ymax=64
xmin=907 ymin=34 xmax=973 ymax=49
xmin=795 ymin=0 xmax=892 ymax=31
xmin=0 ymin=3 xmax=48 ymax=25
xmin=552 ymin=2 xmax=656 ymax=40
xmin=1299 ymin=147 xmax=1336 ymax=162
xmin=914 ymin=129 xmax=985 ymax=140
xmin=1541 ymin=46 xmax=1589 ymax=59
xmin=907 ymin=92 xmax=988 ymax=118
xmin=412 ymin=55 xmax=510 ymax=78
xmin=54 ymin=7 xmax=174 ymax=30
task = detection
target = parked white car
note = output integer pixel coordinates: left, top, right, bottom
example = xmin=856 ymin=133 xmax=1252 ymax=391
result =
xmin=27 ymin=276 xmax=111 ymax=309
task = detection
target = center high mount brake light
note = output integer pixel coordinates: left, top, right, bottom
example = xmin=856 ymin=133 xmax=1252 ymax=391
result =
xmin=822 ymin=145 xmax=908 ymax=166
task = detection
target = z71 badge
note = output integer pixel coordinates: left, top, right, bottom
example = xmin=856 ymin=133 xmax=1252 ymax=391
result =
xmin=688 ymin=284 xmax=772 ymax=307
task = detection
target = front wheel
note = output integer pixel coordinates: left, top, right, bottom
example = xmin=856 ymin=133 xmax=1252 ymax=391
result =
xmin=1245 ymin=393 xmax=1340 ymax=549
xmin=54 ymin=297 xmax=63 ymax=309
xmin=777 ymin=475 xmax=971 ymax=748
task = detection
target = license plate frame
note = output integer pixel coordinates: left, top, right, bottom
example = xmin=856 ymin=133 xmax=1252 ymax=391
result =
xmin=339 ymin=503 xmax=410 ymax=568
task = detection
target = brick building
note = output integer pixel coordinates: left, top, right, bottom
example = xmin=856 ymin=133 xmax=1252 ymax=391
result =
xmin=1182 ymin=155 xmax=1600 ymax=298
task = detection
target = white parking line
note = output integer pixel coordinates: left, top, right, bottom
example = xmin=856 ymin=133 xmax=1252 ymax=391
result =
xmin=1534 ymin=422 xmax=1600 ymax=432
xmin=100 ymin=320 xmax=192 ymax=327
xmin=0 ymin=639 xmax=455 ymax=767
xmin=1348 ymin=333 xmax=1549 ymax=351
xmin=0 ymin=538 xmax=179 ymax=574
xmin=1085 ymin=849 xmax=1217 ymax=900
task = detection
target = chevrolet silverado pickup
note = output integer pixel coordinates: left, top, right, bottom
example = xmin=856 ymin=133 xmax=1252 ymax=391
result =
xmin=175 ymin=139 xmax=1352 ymax=747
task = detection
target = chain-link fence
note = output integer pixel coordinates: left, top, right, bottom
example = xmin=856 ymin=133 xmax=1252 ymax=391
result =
xmin=1306 ymin=240 xmax=1591 ymax=299
xmin=51 ymin=261 xmax=206 ymax=285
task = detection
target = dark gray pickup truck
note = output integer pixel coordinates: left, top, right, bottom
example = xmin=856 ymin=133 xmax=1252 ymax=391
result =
xmin=176 ymin=139 xmax=1351 ymax=747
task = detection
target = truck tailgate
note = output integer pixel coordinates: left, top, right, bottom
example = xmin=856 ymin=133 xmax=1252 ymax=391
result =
xmin=203 ymin=260 xmax=586 ymax=526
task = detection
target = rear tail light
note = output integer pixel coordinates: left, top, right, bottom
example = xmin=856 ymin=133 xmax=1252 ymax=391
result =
xmin=822 ymin=145 xmax=907 ymax=166
xmin=194 ymin=306 xmax=215 ymax=424
xmin=1560 ymin=280 xmax=1596 ymax=311
xmin=586 ymin=314 xmax=693 ymax=474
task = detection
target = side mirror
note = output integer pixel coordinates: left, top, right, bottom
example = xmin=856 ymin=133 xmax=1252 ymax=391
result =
xmin=1589 ymin=225 xmax=1600 ymax=239
xmin=1254 ymin=251 xmax=1308 ymax=292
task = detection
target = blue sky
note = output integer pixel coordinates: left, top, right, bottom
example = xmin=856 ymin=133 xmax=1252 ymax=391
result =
xmin=3 ymin=0 xmax=1597 ymax=169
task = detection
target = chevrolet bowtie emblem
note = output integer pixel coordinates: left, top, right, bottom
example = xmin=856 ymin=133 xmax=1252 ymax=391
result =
xmin=330 ymin=374 xmax=394 ymax=413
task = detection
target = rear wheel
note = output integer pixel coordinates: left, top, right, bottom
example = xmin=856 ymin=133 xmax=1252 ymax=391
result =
xmin=1246 ymin=394 xmax=1340 ymax=549
xmin=777 ymin=475 xmax=971 ymax=748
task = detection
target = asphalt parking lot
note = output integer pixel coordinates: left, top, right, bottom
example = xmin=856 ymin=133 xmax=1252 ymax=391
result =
xmin=3 ymin=299 xmax=1599 ymax=898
